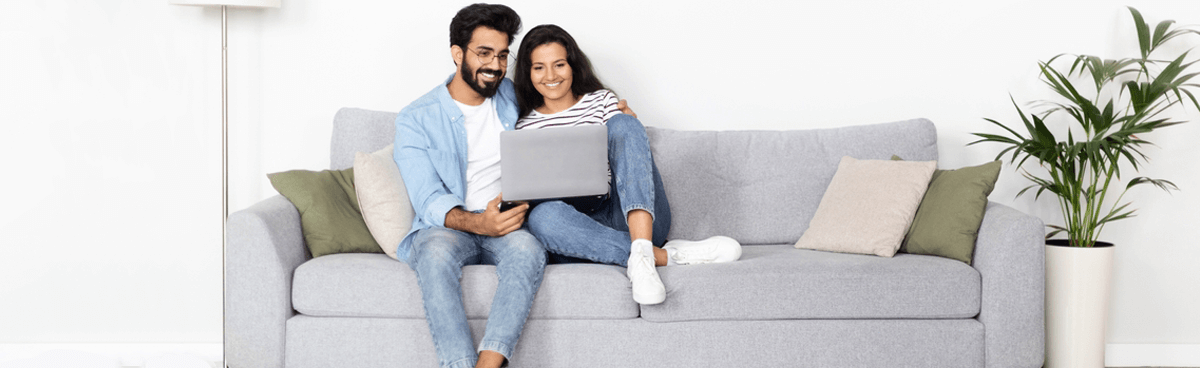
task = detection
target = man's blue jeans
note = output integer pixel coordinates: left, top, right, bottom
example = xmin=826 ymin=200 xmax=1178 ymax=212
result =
xmin=405 ymin=227 xmax=546 ymax=368
xmin=527 ymin=114 xmax=672 ymax=266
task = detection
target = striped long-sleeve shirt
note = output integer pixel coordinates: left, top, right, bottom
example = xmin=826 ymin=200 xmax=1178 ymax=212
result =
xmin=515 ymin=89 xmax=619 ymax=130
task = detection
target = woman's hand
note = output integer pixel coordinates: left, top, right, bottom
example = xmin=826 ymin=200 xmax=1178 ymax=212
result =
xmin=617 ymin=99 xmax=637 ymax=118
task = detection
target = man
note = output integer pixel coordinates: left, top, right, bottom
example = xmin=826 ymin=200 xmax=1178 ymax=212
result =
xmin=392 ymin=4 xmax=541 ymax=368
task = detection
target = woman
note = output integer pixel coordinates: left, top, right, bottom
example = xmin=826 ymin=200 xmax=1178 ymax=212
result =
xmin=513 ymin=24 xmax=740 ymax=305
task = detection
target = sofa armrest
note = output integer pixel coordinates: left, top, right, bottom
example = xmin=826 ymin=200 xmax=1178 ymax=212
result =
xmin=973 ymin=201 xmax=1045 ymax=368
xmin=225 ymin=195 xmax=310 ymax=368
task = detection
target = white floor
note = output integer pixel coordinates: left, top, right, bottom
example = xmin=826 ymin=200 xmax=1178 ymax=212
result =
xmin=0 ymin=344 xmax=221 ymax=368
xmin=1 ymin=342 xmax=1197 ymax=367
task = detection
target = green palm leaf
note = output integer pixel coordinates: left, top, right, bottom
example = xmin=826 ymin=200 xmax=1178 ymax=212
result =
xmin=1127 ymin=177 xmax=1180 ymax=192
xmin=1130 ymin=7 xmax=1153 ymax=58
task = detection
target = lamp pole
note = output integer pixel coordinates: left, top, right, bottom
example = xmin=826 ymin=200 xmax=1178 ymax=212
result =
xmin=221 ymin=4 xmax=228 ymax=264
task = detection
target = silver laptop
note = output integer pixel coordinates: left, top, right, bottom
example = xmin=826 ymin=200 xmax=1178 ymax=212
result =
xmin=500 ymin=125 xmax=609 ymax=202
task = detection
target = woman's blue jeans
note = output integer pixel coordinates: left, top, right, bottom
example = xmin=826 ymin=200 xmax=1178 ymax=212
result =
xmin=527 ymin=114 xmax=672 ymax=266
xmin=404 ymin=227 xmax=546 ymax=368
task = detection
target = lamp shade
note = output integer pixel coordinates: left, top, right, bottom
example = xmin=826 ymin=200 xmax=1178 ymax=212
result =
xmin=170 ymin=0 xmax=279 ymax=8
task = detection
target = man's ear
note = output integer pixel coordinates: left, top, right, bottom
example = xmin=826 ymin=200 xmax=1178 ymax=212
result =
xmin=450 ymin=45 xmax=463 ymax=67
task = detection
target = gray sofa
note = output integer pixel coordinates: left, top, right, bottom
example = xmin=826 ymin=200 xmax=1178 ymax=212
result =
xmin=226 ymin=107 xmax=1045 ymax=368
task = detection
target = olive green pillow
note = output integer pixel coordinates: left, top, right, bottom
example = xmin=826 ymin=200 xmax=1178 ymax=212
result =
xmin=267 ymin=168 xmax=382 ymax=258
xmin=892 ymin=156 xmax=1001 ymax=264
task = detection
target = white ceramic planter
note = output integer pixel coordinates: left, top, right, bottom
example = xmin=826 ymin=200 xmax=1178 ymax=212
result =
xmin=1044 ymin=241 xmax=1115 ymax=368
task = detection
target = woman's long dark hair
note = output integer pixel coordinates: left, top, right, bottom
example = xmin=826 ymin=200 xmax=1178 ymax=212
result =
xmin=514 ymin=24 xmax=607 ymax=118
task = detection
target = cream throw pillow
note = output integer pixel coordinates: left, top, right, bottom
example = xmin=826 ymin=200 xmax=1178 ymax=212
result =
xmin=794 ymin=156 xmax=936 ymax=257
xmin=353 ymin=144 xmax=415 ymax=259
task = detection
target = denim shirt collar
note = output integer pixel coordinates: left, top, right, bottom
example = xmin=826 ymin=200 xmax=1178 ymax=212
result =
xmin=435 ymin=73 xmax=518 ymax=130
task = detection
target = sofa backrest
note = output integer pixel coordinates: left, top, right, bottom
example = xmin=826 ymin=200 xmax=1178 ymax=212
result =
xmin=330 ymin=108 xmax=938 ymax=245
xmin=331 ymin=107 xmax=398 ymax=170
xmin=647 ymin=119 xmax=937 ymax=245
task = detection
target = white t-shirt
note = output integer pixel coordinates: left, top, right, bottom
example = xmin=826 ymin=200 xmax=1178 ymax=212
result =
xmin=455 ymin=98 xmax=504 ymax=212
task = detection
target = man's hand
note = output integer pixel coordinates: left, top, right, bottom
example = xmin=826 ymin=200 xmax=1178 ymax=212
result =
xmin=617 ymin=99 xmax=637 ymax=118
xmin=478 ymin=194 xmax=528 ymax=236
xmin=445 ymin=194 xmax=529 ymax=237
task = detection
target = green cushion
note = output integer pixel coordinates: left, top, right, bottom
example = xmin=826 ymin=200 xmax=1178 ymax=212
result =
xmin=892 ymin=156 xmax=1001 ymax=264
xmin=267 ymin=168 xmax=382 ymax=258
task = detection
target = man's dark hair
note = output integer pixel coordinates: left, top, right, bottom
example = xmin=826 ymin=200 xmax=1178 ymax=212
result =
xmin=449 ymin=3 xmax=521 ymax=51
xmin=514 ymin=24 xmax=608 ymax=118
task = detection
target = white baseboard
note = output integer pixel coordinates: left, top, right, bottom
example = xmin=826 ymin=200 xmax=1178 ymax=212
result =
xmin=1107 ymin=343 xmax=1200 ymax=367
xmin=0 ymin=343 xmax=222 ymax=367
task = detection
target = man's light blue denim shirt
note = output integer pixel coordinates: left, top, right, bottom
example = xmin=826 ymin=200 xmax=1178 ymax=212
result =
xmin=392 ymin=74 xmax=519 ymax=262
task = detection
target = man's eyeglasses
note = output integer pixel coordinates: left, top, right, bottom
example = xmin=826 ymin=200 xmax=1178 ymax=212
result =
xmin=466 ymin=47 xmax=512 ymax=66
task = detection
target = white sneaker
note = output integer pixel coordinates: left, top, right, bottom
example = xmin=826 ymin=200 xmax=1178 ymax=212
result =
xmin=663 ymin=236 xmax=742 ymax=265
xmin=627 ymin=241 xmax=666 ymax=305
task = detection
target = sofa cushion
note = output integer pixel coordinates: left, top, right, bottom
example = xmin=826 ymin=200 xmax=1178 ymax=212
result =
xmin=899 ymin=159 xmax=1002 ymax=265
xmin=794 ymin=157 xmax=936 ymax=257
xmin=639 ymin=245 xmax=980 ymax=322
xmin=647 ymin=118 xmax=938 ymax=245
xmin=267 ymin=168 xmax=382 ymax=257
xmin=292 ymin=253 xmax=639 ymax=320
xmin=353 ymin=144 xmax=414 ymax=259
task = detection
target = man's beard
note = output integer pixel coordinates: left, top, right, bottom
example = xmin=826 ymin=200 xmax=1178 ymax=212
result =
xmin=461 ymin=61 xmax=503 ymax=98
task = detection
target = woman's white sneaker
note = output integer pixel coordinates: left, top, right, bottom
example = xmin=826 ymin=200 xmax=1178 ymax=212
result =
xmin=627 ymin=240 xmax=665 ymax=305
xmin=663 ymin=236 xmax=742 ymax=265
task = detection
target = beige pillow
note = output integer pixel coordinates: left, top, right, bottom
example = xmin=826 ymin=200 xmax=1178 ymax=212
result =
xmin=794 ymin=156 xmax=936 ymax=257
xmin=353 ymin=144 xmax=415 ymax=259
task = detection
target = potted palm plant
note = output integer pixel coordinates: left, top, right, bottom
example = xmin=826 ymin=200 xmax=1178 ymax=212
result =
xmin=969 ymin=7 xmax=1198 ymax=368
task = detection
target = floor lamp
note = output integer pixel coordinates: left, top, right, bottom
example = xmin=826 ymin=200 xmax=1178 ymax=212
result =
xmin=169 ymin=1 xmax=279 ymax=353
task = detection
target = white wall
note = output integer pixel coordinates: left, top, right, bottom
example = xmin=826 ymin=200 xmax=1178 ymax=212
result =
xmin=0 ymin=1 xmax=222 ymax=343
xmin=2 ymin=0 xmax=1197 ymax=362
